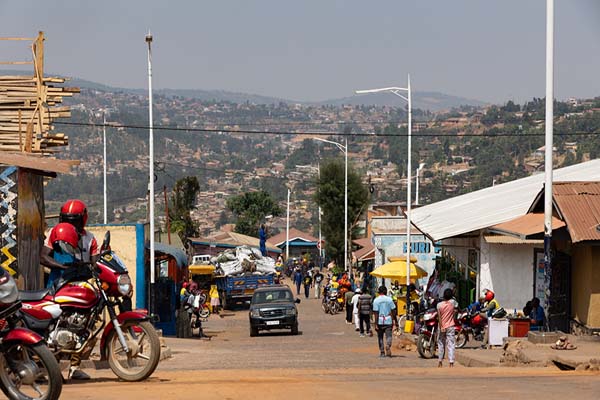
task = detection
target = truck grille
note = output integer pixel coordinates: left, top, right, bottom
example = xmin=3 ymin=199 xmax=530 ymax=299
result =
xmin=260 ymin=309 xmax=284 ymax=317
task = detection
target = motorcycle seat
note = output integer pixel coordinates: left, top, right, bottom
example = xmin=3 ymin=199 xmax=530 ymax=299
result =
xmin=18 ymin=288 xmax=51 ymax=302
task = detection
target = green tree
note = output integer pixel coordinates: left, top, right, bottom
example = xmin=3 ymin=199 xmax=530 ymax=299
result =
xmin=169 ymin=176 xmax=200 ymax=240
xmin=226 ymin=190 xmax=282 ymax=236
xmin=314 ymin=160 xmax=369 ymax=266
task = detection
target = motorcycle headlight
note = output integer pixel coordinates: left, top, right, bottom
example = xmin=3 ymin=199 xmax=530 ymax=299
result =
xmin=117 ymin=274 xmax=132 ymax=296
xmin=250 ymin=309 xmax=260 ymax=318
xmin=286 ymin=308 xmax=296 ymax=316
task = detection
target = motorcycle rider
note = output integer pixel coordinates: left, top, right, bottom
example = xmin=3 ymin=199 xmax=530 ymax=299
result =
xmin=480 ymin=289 xmax=501 ymax=347
xmin=40 ymin=199 xmax=99 ymax=381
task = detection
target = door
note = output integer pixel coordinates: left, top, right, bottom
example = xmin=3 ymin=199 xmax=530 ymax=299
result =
xmin=547 ymin=252 xmax=571 ymax=332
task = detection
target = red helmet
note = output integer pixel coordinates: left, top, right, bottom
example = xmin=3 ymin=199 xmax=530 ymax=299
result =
xmin=484 ymin=290 xmax=495 ymax=302
xmin=59 ymin=199 xmax=88 ymax=233
xmin=49 ymin=222 xmax=80 ymax=255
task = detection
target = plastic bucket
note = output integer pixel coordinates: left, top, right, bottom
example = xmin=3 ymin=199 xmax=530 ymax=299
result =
xmin=404 ymin=319 xmax=415 ymax=334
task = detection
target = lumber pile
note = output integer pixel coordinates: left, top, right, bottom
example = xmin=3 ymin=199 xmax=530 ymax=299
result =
xmin=0 ymin=74 xmax=79 ymax=153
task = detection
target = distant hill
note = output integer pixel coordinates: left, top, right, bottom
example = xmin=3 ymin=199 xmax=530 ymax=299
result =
xmin=0 ymin=69 xmax=486 ymax=111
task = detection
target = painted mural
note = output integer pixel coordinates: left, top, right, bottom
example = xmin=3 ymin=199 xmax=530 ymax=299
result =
xmin=0 ymin=166 xmax=17 ymax=275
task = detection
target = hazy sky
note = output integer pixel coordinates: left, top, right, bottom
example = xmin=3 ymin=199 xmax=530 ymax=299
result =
xmin=1 ymin=1 xmax=599 ymax=103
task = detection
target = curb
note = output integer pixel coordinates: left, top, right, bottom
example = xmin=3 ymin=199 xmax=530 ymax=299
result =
xmin=455 ymin=351 xmax=498 ymax=368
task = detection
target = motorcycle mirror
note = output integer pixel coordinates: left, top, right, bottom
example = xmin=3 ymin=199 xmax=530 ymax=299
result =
xmin=101 ymin=231 xmax=111 ymax=251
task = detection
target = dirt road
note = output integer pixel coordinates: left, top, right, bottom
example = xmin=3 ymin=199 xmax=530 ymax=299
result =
xmin=61 ymin=285 xmax=600 ymax=399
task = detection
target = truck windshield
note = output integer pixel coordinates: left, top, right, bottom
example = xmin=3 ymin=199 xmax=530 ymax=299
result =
xmin=253 ymin=290 xmax=292 ymax=304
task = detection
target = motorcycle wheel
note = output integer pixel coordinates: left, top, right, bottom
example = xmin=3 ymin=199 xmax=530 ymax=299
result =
xmin=455 ymin=330 xmax=468 ymax=349
xmin=199 ymin=308 xmax=211 ymax=319
xmin=107 ymin=320 xmax=161 ymax=382
xmin=329 ymin=302 xmax=338 ymax=315
xmin=416 ymin=333 xmax=435 ymax=359
xmin=0 ymin=342 xmax=62 ymax=400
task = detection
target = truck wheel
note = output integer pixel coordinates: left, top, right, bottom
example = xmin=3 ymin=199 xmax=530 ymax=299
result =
xmin=291 ymin=323 xmax=299 ymax=335
xmin=250 ymin=326 xmax=258 ymax=337
xmin=221 ymin=293 xmax=228 ymax=311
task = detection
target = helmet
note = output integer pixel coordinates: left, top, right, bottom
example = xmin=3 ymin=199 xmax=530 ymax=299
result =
xmin=59 ymin=199 xmax=88 ymax=233
xmin=182 ymin=282 xmax=189 ymax=289
xmin=49 ymin=222 xmax=80 ymax=256
xmin=0 ymin=268 xmax=18 ymax=305
xmin=484 ymin=290 xmax=495 ymax=302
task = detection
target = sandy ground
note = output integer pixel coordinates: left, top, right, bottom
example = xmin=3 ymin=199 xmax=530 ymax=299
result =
xmin=60 ymin=283 xmax=600 ymax=399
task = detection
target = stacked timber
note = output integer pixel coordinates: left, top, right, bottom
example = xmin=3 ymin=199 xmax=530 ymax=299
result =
xmin=0 ymin=75 xmax=79 ymax=153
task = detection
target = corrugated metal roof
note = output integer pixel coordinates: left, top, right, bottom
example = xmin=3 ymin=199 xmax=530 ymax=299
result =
xmin=553 ymin=182 xmax=600 ymax=243
xmin=489 ymin=213 xmax=565 ymax=238
xmin=484 ymin=235 xmax=543 ymax=245
xmin=411 ymin=159 xmax=600 ymax=241
xmin=269 ymin=228 xmax=318 ymax=246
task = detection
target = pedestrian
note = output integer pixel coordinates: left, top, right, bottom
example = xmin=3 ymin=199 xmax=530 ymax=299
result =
xmin=209 ymin=284 xmax=221 ymax=316
xmin=437 ymin=288 xmax=459 ymax=367
xmin=303 ymin=273 xmax=312 ymax=299
xmin=258 ymin=224 xmax=267 ymax=257
xmin=313 ymin=270 xmax=324 ymax=299
xmin=358 ymin=289 xmax=373 ymax=337
xmin=293 ymin=268 xmax=303 ymax=295
xmin=344 ymin=287 xmax=355 ymax=325
xmin=351 ymin=288 xmax=361 ymax=332
xmin=373 ymin=285 xmax=397 ymax=358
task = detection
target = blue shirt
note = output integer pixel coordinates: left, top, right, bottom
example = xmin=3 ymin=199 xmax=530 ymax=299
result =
xmin=373 ymin=295 xmax=396 ymax=326
xmin=47 ymin=251 xmax=76 ymax=288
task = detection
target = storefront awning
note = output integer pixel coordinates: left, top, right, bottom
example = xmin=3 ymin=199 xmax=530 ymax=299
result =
xmin=147 ymin=242 xmax=188 ymax=268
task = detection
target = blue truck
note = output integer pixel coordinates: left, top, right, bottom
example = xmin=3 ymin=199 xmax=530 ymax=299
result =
xmin=215 ymin=273 xmax=275 ymax=309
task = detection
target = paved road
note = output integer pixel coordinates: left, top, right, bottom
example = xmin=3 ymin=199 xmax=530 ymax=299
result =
xmin=61 ymin=286 xmax=600 ymax=399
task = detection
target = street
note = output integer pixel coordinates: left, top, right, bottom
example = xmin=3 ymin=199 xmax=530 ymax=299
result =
xmin=61 ymin=287 xmax=600 ymax=399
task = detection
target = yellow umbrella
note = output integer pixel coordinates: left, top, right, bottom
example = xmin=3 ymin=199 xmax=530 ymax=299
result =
xmin=370 ymin=259 xmax=428 ymax=281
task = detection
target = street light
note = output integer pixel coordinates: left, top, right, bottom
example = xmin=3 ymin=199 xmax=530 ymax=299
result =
xmin=312 ymin=137 xmax=348 ymax=272
xmin=145 ymin=31 xmax=156 ymax=311
xmin=356 ymin=74 xmax=413 ymax=289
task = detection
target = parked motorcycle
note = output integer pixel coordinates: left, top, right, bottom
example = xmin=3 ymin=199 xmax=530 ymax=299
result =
xmin=18 ymin=231 xmax=161 ymax=382
xmin=0 ymin=267 xmax=62 ymax=400
xmin=416 ymin=308 xmax=467 ymax=359
xmin=457 ymin=308 xmax=487 ymax=344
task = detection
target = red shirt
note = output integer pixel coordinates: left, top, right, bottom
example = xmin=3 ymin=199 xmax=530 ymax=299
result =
xmin=437 ymin=299 xmax=458 ymax=330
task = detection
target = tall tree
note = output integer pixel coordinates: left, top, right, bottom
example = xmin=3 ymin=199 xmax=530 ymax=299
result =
xmin=169 ymin=176 xmax=200 ymax=240
xmin=226 ymin=190 xmax=282 ymax=237
xmin=314 ymin=159 xmax=369 ymax=266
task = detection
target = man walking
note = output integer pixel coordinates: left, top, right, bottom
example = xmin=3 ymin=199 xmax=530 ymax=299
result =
xmin=373 ymin=286 xmax=397 ymax=358
xmin=344 ymin=288 xmax=355 ymax=325
xmin=302 ymin=273 xmax=312 ymax=299
xmin=293 ymin=268 xmax=303 ymax=295
xmin=358 ymin=289 xmax=373 ymax=337
xmin=351 ymin=288 xmax=361 ymax=332
xmin=313 ymin=270 xmax=324 ymax=299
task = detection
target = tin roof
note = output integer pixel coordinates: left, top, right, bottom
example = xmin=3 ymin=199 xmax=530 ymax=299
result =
xmin=489 ymin=213 xmax=565 ymax=239
xmin=411 ymin=159 xmax=600 ymax=241
xmin=552 ymin=182 xmax=600 ymax=243
xmin=269 ymin=228 xmax=318 ymax=247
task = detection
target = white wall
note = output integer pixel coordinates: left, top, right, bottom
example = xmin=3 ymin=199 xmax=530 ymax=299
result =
xmin=479 ymin=237 xmax=535 ymax=312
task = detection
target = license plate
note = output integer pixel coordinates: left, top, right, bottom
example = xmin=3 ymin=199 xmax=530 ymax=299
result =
xmin=266 ymin=320 xmax=280 ymax=326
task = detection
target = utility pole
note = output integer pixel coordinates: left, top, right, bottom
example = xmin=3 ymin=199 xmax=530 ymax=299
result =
xmin=164 ymin=185 xmax=171 ymax=245
xmin=543 ymin=0 xmax=554 ymax=316
xmin=102 ymin=112 xmax=107 ymax=224
xmin=145 ymin=31 xmax=155 ymax=314
xmin=286 ymin=188 xmax=290 ymax=261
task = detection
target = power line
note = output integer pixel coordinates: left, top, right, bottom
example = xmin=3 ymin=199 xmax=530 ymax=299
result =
xmin=54 ymin=121 xmax=599 ymax=138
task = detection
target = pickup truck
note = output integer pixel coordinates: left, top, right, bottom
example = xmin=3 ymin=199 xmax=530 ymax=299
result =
xmin=215 ymin=273 xmax=274 ymax=310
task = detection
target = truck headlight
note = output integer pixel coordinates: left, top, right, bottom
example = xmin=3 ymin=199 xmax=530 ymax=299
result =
xmin=286 ymin=308 xmax=296 ymax=316
xmin=250 ymin=309 xmax=260 ymax=318
xmin=117 ymin=274 xmax=132 ymax=296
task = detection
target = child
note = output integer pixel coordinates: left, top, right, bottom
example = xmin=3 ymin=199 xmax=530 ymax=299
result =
xmin=209 ymin=284 xmax=221 ymax=315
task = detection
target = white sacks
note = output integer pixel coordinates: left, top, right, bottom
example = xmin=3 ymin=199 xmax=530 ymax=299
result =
xmin=214 ymin=245 xmax=277 ymax=277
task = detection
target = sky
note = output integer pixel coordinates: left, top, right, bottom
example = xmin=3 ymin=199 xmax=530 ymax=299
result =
xmin=1 ymin=0 xmax=599 ymax=104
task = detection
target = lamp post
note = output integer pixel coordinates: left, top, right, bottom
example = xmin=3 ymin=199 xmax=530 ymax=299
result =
xmin=102 ymin=112 xmax=107 ymax=224
xmin=312 ymin=137 xmax=348 ymax=272
xmin=356 ymin=74 xmax=413 ymax=290
xmin=145 ymin=31 xmax=155 ymax=311
xmin=286 ymin=188 xmax=290 ymax=261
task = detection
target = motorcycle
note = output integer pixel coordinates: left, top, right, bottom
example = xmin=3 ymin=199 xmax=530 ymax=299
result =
xmin=457 ymin=308 xmax=488 ymax=344
xmin=18 ymin=231 xmax=161 ymax=382
xmin=0 ymin=267 xmax=62 ymax=400
xmin=324 ymin=290 xmax=342 ymax=315
xmin=185 ymin=291 xmax=210 ymax=332
xmin=416 ymin=308 xmax=467 ymax=359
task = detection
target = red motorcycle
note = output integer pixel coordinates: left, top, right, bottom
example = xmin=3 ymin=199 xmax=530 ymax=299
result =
xmin=416 ymin=308 xmax=467 ymax=359
xmin=0 ymin=267 xmax=62 ymax=400
xmin=18 ymin=231 xmax=161 ymax=382
xmin=457 ymin=308 xmax=488 ymax=343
